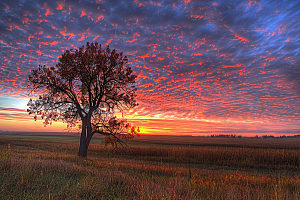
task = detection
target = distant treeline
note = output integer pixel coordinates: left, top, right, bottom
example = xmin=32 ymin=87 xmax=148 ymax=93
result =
xmin=210 ymin=134 xmax=241 ymax=138
xmin=211 ymin=134 xmax=300 ymax=139
xmin=262 ymin=134 xmax=300 ymax=139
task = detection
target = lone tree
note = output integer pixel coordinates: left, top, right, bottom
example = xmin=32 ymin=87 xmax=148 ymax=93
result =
xmin=27 ymin=42 xmax=139 ymax=157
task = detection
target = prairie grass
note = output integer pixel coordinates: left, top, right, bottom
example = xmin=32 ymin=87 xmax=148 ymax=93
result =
xmin=113 ymin=146 xmax=300 ymax=170
xmin=0 ymin=138 xmax=300 ymax=199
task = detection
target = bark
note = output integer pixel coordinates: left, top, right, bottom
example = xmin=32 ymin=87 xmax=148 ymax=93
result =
xmin=78 ymin=117 xmax=93 ymax=157
xmin=78 ymin=136 xmax=92 ymax=157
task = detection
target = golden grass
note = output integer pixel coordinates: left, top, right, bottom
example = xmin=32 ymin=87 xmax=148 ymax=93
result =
xmin=132 ymin=135 xmax=300 ymax=149
xmin=114 ymin=146 xmax=300 ymax=170
xmin=0 ymin=138 xmax=300 ymax=199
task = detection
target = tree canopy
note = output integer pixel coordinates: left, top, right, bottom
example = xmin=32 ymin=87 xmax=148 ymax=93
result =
xmin=27 ymin=42 xmax=139 ymax=157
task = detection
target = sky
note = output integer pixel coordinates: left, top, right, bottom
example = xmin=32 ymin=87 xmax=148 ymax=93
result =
xmin=0 ymin=0 xmax=299 ymax=136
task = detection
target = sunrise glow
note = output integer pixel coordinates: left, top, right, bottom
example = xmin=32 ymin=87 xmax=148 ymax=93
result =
xmin=0 ymin=0 xmax=299 ymax=136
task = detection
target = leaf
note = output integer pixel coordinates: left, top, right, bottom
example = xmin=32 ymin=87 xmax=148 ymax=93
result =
xmin=27 ymin=41 xmax=138 ymax=155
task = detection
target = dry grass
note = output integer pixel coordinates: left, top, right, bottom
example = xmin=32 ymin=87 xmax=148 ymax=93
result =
xmin=0 ymin=138 xmax=300 ymax=199
xmin=132 ymin=135 xmax=300 ymax=149
xmin=113 ymin=146 xmax=300 ymax=170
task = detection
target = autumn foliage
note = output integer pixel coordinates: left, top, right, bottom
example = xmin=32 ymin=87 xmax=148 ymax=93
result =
xmin=27 ymin=42 xmax=139 ymax=157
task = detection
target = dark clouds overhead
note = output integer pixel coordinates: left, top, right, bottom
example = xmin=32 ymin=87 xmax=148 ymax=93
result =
xmin=0 ymin=0 xmax=299 ymax=134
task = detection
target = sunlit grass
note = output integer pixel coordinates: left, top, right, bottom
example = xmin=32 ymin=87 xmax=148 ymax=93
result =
xmin=1 ymin=138 xmax=300 ymax=199
xmin=114 ymin=146 xmax=300 ymax=170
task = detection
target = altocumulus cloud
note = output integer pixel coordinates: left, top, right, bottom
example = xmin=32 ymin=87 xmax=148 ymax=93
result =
xmin=0 ymin=0 xmax=299 ymax=134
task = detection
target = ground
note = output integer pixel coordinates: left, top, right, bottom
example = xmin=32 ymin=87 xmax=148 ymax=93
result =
xmin=0 ymin=132 xmax=300 ymax=199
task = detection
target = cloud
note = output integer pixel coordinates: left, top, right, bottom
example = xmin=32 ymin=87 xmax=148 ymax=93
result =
xmin=0 ymin=0 xmax=299 ymax=134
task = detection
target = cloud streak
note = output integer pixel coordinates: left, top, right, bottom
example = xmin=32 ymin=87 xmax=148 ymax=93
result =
xmin=0 ymin=0 xmax=299 ymax=135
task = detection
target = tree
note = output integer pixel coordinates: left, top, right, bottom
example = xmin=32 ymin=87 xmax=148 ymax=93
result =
xmin=27 ymin=42 xmax=139 ymax=157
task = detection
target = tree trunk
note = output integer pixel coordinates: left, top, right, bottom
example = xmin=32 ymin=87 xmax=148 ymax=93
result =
xmin=78 ymin=119 xmax=87 ymax=157
xmin=78 ymin=116 xmax=93 ymax=157
xmin=78 ymin=137 xmax=92 ymax=157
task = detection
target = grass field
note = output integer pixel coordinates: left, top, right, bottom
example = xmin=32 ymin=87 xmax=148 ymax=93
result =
xmin=1 ymin=133 xmax=300 ymax=199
